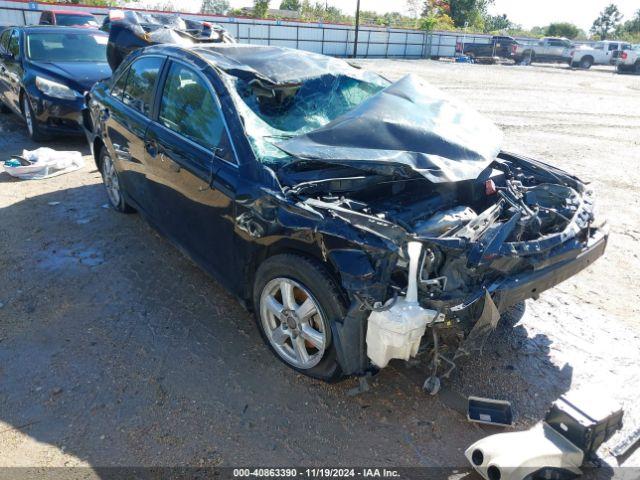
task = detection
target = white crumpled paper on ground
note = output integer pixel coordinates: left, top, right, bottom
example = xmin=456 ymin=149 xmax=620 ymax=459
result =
xmin=3 ymin=148 xmax=84 ymax=180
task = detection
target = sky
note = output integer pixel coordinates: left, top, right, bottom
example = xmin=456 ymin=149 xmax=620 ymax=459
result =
xmin=148 ymin=0 xmax=639 ymax=32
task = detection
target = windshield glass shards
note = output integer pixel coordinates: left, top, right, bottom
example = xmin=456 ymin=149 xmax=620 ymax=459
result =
xmin=226 ymin=73 xmax=390 ymax=166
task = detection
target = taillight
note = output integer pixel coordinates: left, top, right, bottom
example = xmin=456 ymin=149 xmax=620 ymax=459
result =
xmin=621 ymin=52 xmax=628 ymax=60
xmin=456 ymin=42 xmax=462 ymax=52
xmin=511 ymin=44 xmax=517 ymax=53
xmin=570 ymin=50 xmax=575 ymax=57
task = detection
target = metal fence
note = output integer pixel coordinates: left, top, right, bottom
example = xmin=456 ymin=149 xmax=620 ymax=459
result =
xmin=0 ymin=0 xmax=430 ymax=59
xmin=2 ymin=0 xmax=584 ymax=60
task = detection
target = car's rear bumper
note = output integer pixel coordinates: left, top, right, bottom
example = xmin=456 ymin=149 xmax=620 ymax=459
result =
xmin=490 ymin=227 xmax=607 ymax=311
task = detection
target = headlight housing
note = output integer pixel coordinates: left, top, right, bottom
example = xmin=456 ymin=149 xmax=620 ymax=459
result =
xmin=35 ymin=76 xmax=80 ymax=100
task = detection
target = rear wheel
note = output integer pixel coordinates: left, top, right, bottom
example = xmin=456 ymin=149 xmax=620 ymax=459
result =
xmin=253 ymin=254 xmax=347 ymax=382
xmin=22 ymin=94 xmax=48 ymax=142
xmin=99 ymin=148 xmax=134 ymax=213
xmin=635 ymin=61 xmax=640 ymax=74
xmin=579 ymin=57 xmax=593 ymax=69
xmin=0 ymin=101 xmax=10 ymax=113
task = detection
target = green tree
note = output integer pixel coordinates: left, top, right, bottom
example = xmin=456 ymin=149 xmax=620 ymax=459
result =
xmin=200 ymin=0 xmax=229 ymax=14
xmin=253 ymin=0 xmax=270 ymax=18
xmin=546 ymin=22 xmax=580 ymax=39
xmin=279 ymin=0 xmax=301 ymax=11
xmin=422 ymin=0 xmax=493 ymax=30
xmin=483 ymin=13 xmax=511 ymax=32
xmin=590 ymin=3 xmax=623 ymax=40
xmin=619 ymin=9 xmax=640 ymax=36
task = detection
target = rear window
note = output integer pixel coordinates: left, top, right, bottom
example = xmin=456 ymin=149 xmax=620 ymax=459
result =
xmin=26 ymin=32 xmax=107 ymax=62
xmin=55 ymin=14 xmax=98 ymax=27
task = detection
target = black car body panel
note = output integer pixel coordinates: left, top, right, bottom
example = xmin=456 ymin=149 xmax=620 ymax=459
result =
xmin=85 ymin=44 xmax=608 ymax=376
xmin=0 ymin=26 xmax=110 ymax=134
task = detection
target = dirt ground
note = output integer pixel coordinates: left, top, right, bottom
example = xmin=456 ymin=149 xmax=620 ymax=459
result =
xmin=0 ymin=60 xmax=639 ymax=477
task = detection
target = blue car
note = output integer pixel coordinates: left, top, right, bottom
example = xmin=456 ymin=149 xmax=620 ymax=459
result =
xmin=84 ymin=44 xmax=607 ymax=383
xmin=0 ymin=26 xmax=110 ymax=141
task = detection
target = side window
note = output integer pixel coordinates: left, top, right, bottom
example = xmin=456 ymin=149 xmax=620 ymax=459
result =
xmin=8 ymin=29 xmax=20 ymax=58
xmin=608 ymin=43 xmax=618 ymax=51
xmin=0 ymin=30 xmax=9 ymax=53
xmin=111 ymin=66 xmax=130 ymax=100
xmin=120 ymin=56 xmax=163 ymax=116
xmin=40 ymin=11 xmax=51 ymax=24
xmin=159 ymin=62 xmax=226 ymax=153
xmin=594 ymin=43 xmax=604 ymax=50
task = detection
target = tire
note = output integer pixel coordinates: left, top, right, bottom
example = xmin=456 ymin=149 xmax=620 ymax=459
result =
xmin=22 ymin=93 xmax=49 ymax=142
xmin=520 ymin=51 xmax=534 ymax=65
xmin=579 ymin=57 xmax=593 ymax=69
xmin=635 ymin=61 xmax=640 ymax=75
xmin=0 ymin=100 xmax=10 ymax=114
xmin=98 ymin=147 xmax=135 ymax=213
xmin=253 ymin=253 xmax=348 ymax=382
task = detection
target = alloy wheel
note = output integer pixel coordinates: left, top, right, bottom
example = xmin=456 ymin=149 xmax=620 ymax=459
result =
xmin=101 ymin=153 xmax=121 ymax=207
xmin=259 ymin=277 xmax=327 ymax=369
xmin=23 ymin=96 xmax=33 ymax=137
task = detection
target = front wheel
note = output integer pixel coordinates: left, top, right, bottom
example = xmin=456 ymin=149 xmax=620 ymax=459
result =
xmin=22 ymin=94 xmax=48 ymax=142
xmin=253 ymin=254 xmax=348 ymax=382
xmin=99 ymin=148 xmax=134 ymax=213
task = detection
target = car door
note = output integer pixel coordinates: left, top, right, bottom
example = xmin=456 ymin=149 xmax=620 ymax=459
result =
xmin=606 ymin=43 xmax=619 ymax=64
xmin=3 ymin=29 xmax=23 ymax=112
xmin=547 ymin=40 xmax=564 ymax=60
xmin=100 ymin=55 xmax=164 ymax=211
xmin=0 ymin=29 xmax=11 ymax=107
xmin=143 ymin=60 xmax=239 ymax=280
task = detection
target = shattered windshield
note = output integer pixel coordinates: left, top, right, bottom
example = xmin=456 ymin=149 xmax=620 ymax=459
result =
xmin=225 ymin=73 xmax=390 ymax=166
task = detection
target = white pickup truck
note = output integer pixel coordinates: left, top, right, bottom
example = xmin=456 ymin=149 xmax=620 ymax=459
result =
xmin=570 ymin=40 xmax=632 ymax=69
xmin=615 ymin=44 xmax=640 ymax=74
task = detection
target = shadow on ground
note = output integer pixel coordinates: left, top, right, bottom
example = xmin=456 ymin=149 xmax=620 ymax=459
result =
xmin=0 ymin=181 xmax=579 ymax=474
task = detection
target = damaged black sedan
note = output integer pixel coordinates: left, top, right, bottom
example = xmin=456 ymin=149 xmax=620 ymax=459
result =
xmin=85 ymin=44 xmax=607 ymax=384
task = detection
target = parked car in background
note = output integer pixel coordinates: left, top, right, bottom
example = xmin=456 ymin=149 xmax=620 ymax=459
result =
xmin=0 ymin=26 xmax=110 ymax=140
xmin=570 ymin=40 xmax=632 ymax=69
xmin=84 ymin=43 xmax=607 ymax=382
xmin=511 ymin=37 xmax=572 ymax=65
xmin=39 ymin=10 xmax=99 ymax=28
xmin=615 ymin=44 xmax=640 ymax=74
xmin=455 ymin=35 xmax=517 ymax=60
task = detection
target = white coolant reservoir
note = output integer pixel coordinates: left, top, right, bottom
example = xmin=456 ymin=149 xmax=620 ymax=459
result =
xmin=366 ymin=242 xmax=437 ymax=368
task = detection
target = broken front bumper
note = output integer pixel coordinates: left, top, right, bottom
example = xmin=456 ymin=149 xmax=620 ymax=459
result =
xmin=490 ymin=227 xmax=607 ymax=312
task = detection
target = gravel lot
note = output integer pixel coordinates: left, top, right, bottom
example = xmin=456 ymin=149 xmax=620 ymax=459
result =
xmin=1 ymin=61 xmax=639 ymax=476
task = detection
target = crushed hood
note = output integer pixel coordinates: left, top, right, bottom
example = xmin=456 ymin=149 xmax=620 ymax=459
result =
xmin=275 ymin=74 xmax=503 ymax=183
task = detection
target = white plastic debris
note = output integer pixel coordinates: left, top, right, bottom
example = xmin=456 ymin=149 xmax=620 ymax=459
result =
xmin=366 ymin=242 xmax=437 ymax=368
xmin=465 ymin=422 xmax=584 ymax=480
xmin=3 ymin=148 xmax=84 ymax=180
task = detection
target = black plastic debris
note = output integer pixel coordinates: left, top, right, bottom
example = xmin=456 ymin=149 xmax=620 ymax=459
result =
xmin=105 ymin=10 xmax=235 ymax=71
xmin=545 ymin=390 xmax=623 ymax=460
xmin=468 ymin=396 xmax=513 ymax=427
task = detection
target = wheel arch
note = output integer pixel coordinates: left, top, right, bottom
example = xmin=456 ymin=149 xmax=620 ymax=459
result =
xmin=243 ymin=238 xmax=348 ymax=309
